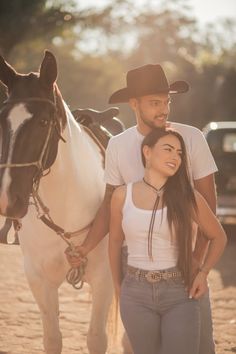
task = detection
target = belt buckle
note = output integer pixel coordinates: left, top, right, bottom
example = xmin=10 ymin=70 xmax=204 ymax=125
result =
xmin=145 ymin=271 xmax=161 ymax=283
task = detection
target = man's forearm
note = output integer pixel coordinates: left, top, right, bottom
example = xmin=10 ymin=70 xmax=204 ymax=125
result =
xmin=193 ymin=230 xmax=209 ymax=264
xmin=82 ymin=201 xmax=110 ymax=253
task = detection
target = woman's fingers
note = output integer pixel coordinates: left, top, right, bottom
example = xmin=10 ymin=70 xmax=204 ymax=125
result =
xmin=189 ymin=273 xmax=208 ymax=299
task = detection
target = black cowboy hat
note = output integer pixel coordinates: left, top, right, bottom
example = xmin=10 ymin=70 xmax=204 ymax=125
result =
xmin=108 ymin=64 xmax=189 ymax=104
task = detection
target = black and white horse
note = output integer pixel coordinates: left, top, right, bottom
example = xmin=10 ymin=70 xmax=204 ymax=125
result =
xmin=0 ymin=51 xmax=115 ymax=354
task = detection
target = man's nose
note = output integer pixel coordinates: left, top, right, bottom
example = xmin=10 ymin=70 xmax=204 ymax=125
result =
xmin=158 ymin=103 xmax=169 ymax=115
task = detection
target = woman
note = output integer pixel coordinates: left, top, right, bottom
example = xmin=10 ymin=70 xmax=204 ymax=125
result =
xmin=109 ymin=127 xmax=227 ymax=354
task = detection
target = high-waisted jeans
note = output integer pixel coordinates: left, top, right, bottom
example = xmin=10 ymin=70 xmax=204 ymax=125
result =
xmin=120 ymin=267 xmax=200 ymax=354
xmin=121 ymin=246 xmax=215 ymax=354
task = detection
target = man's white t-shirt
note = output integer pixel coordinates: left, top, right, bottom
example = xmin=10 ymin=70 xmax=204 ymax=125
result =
xmin=104 ymin=122 xmax=218 ymax=186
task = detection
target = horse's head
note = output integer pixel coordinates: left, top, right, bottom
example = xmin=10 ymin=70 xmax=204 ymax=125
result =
xmin=0 ymin=51 xmax=66 ymax=219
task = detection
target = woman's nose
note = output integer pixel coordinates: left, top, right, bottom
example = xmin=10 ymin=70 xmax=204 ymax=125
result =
xmin=172 ymin=151 xmax=180 ymax=161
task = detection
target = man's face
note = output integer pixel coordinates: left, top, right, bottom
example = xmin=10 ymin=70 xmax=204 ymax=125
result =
xmin=132 ymin=93 xmax=171 ymax=130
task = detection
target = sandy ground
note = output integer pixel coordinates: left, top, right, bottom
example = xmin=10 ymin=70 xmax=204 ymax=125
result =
xmin=0 ymin=226 xmax=235 ymax=354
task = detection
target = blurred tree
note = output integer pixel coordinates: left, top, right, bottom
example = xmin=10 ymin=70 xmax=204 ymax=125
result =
xmin=0 ymin=0 xmax=77 ymax=57
xmin=0 ymin=0 xmax=130 ymax=104
xmin=0 ymin=0 xmax=235 ymax=128
xmin=117 ymin=1 xmax=236 ymax=128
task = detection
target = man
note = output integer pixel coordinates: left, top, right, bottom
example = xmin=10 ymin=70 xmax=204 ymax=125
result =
xmin=67 ymin=64 xmax=217 ymax=353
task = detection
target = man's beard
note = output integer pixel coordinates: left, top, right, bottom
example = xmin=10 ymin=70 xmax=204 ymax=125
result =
xmin=139 ymin=109 xmax=168 ymax=129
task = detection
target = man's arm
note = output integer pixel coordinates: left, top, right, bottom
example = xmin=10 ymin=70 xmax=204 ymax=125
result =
xmin=193 ymin=173 xmax=217 ymax=265
xmin=65 ymin=183 xmax=119 ymax=267
xmin=81 ymin=183 xmax=118 ymax=254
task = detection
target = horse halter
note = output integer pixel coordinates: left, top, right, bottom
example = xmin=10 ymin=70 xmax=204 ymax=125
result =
xmin=0 ymin=97 xmax=64 ymax=174
xmin=0 ymin=96 xmax=91 ymax=289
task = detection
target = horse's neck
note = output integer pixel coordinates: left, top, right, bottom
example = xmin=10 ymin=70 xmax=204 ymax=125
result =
xmin=37 ymin=105 xmax=105 ymax=229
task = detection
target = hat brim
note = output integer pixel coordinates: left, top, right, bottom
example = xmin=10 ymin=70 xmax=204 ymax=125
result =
xmin=108 ymin=80 xmax=189 ymax=104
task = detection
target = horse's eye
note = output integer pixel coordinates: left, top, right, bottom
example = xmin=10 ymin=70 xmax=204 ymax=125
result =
xmin=40 ymin=119 xmax=49 ymax=127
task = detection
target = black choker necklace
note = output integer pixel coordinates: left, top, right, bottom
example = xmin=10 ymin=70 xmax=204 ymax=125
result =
xmin=142 ymin=178 xmax=165 ymax=195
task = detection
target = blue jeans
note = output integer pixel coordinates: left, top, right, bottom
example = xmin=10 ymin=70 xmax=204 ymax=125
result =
xmin=121 ymin=246 xmax=216 ymax=354
xmin=120 ymin=268 xmax=200 ymax=354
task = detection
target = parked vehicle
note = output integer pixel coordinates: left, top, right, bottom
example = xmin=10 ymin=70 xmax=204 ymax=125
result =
xmin=203 ymin=121 xmax=236 ymax=225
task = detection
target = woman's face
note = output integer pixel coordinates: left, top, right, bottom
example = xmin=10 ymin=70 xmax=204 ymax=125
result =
xmin=145 ymin=134 xmax=183 ymax=177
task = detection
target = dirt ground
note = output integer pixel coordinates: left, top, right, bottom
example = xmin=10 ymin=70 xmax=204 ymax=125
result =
xmin=0 ymin=226 xmax=235 ymax=354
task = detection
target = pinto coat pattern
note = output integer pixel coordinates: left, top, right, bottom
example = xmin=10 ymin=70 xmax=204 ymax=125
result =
xmin=0 ymin=51 xmax=115 ymax=354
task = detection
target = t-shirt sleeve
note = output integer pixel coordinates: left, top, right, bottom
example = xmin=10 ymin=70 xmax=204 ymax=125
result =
xmin=191 ymin=128 xmax=218 ymax=180
xmin=103 ymin=138 xmax=124 ymax=186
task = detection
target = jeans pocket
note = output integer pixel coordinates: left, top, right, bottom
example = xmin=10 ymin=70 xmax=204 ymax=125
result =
xmin=168 ymin=277 xmax=185 ymax=287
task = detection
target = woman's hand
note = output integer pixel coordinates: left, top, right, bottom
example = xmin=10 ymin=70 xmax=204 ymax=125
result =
xmin=189 ymin=271 xmax=208 ymax=300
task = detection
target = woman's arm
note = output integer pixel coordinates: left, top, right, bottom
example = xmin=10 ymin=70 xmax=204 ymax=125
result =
xmin=109 ymin=186 xmax=126 ymax=299
xmin=189 ymin=190 xmax=227 ymax=299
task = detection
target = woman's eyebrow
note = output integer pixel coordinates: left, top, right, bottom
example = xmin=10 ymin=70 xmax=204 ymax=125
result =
xmin=162 ymin=143 xmax=182 ymax=151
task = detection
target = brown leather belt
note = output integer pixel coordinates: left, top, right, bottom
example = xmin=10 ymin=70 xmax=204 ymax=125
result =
xmin=127 ymin=265 xmax=182 ymax=283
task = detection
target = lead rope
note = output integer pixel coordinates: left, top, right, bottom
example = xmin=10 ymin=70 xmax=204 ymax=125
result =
xmin=31 ymin=185 xmax=89 ymax=289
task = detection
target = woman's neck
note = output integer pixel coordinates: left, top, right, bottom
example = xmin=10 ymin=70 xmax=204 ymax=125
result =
xmin=143 ymin=170 xmax=167 ymax=191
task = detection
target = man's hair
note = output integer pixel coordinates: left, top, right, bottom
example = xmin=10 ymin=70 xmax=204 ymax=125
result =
xmin=141 ymin=128 xmax=197 ymax=286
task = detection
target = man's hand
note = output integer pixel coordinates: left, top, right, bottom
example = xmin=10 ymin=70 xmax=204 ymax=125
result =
xmin=189 ymin=271 xmax=208 ymax=300
xmin=65 ymin=245 xmax=88 ymax=268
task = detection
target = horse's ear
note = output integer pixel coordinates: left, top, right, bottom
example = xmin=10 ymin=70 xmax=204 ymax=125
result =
xmin=39 ymin=50 xmax=57 ymax=88
xmin=0 ymin=55 xmax=17 ymax=88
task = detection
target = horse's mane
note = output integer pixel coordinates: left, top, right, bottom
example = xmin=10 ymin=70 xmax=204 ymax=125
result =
xmin=53 ymin=83 xmax=67 ymax=131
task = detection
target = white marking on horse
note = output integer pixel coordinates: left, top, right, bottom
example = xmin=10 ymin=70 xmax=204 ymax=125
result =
xmin=0 ymin=104 xmax=32 ymax=213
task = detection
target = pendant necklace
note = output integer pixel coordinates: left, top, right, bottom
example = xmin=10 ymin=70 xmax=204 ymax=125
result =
xmin=142 ymin=177 xmax=165 ymax=260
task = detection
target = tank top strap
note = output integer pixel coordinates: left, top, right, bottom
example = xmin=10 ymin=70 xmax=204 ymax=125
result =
xmin=122 ymin=182 xmax=133 ymax=213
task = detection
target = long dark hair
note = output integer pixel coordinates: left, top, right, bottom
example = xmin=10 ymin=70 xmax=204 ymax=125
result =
xmin=141 ymin=128 xmax=197 ymax=286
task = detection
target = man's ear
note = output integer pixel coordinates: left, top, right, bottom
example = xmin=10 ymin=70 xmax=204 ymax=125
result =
xmin=129 ymin=98 xmax=138 ymax=111
xmin=39 ymin=50 xmax=57 ymax=88
xmin=0 ymin=55 xmax=17 ymax=88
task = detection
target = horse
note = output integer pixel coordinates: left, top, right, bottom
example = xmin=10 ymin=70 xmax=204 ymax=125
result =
xmin=0 ymin=50 xmax=116 ymax=354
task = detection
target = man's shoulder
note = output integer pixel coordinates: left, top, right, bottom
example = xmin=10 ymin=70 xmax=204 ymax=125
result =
xmin=170 ymin=121 xmax=202 ymax=135
xmin=108 ymin=125 xmax=137 ymax=146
